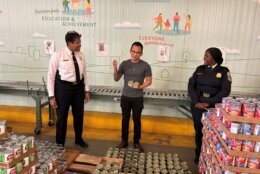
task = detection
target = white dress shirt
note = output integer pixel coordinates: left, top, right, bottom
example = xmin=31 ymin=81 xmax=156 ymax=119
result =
xmin=47 ymin=47 xmax=90 ymax=97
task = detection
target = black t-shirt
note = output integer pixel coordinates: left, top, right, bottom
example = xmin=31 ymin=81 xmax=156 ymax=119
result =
xmin=118 ymin=59 xmax=152 ymax=97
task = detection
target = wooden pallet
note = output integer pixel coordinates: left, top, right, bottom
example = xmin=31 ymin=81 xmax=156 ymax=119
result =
xmin=68 ymin=153 xmax=101 ymax=174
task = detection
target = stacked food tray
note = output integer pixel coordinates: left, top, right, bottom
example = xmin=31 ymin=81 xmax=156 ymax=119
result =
xmin=199 ymin=97 xmax=260 ymax=174
xmin=0 ymin=120 xmax=37 ymax=174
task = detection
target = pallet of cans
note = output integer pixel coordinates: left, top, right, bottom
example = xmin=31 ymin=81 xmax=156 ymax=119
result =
xmin=36 ymin=140 xmax=72 ymax=174
xmin=199 ymin=97 xmax=260 ymax=174
xmin=101 ymin=147 xmax=192 ymax=174
xmin=0 ymin=133 xmax=37 ymax=174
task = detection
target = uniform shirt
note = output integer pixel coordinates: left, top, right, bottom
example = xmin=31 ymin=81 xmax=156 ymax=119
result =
xmin=118 ymin=59 xmax=152 ymax=98
xmin=47 ymin=47 xmax=90 ymax=97
xmin=188 ymin=65 xmax=232 ymax=107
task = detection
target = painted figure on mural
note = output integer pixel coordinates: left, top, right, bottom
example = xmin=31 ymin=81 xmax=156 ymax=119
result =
xmin=185 ymin=15 xmax=192 ymax=33
xmin=63 ymin=0 xmax=70 ymax=13
xmin=153 ymin=13 xmax=163 ymax=33
xmin=163 ymin=19 xmax=171 ymax=32
xmin=84 ymin=0 xmax=92 ymax=17
xmin=71 ymin=0 xmax=80 ymax=11
xmin=173 ymin=12 xmax=180 ymax=32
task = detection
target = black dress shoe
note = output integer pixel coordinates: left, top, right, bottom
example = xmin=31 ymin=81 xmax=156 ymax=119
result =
xmin=75 ymin=140 xmax=88 ymax=148
xmin=134 ymin=143 xmax=144 ymax=153
xmin=194 ymin=156 xmax=199 ymax=165
xmin=116 ymin=141 xmax=128 ymax=148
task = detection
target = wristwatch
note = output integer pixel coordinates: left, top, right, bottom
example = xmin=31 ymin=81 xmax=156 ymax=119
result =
xmin=49 ymin=96 xmax=55 ymax=100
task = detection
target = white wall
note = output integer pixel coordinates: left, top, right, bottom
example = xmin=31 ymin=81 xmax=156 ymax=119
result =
xmin=0 ymin=0 xmax=259 ymax=117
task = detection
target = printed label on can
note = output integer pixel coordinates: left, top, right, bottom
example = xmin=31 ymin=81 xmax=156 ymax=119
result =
xmin=243 ymin=102 xmax=256 ymax=117
xmin=247 ymin=158 xmax=260 ymax=169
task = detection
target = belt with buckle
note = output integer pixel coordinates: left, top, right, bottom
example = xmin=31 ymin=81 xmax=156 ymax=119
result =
xmin=60 ymin=80 xmax=83 ymax=85
xmin=202 ymin=92 xmax=211 ymax=98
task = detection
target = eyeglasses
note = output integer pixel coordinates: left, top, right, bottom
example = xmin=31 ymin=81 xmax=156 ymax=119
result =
xmin=130 ymin=50 xmax=142 ymax=55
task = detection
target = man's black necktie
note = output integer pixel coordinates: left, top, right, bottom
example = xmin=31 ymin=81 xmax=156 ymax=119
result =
xmin=72 ymin=52 xmax=80 ymax=83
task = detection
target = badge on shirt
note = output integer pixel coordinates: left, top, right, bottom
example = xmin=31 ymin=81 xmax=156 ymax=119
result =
xmin=227 ymin=72 xmax=232 ymax=81
xmin=197 ymin=73 xmax=203 ymax=75
xmin=63 ymin=59 xmax=69 ymax=61
xmin=216 ymin=73 xmax=222 ymax=78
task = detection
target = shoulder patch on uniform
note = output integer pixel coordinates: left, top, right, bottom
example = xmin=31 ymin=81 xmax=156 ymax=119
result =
xmin=216 ymin=73 xmax=222 ymax=78
xmin=227 ymin=72 xmax=232 ymax=81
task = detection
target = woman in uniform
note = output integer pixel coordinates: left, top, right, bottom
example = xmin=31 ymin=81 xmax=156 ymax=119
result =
xmin=188 ymin=47 xmax=232 ymax=164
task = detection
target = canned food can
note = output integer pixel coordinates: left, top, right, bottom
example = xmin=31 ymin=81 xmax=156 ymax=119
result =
xmin=11 ymin=144 xmax=22 ymax=158
xmin=46 ymin=159 xmax=53 ymax=171
xmin=242 ymin=140 xmax=255 ymax=152
xmin=254 ymin=142 xmax=260 ymax=152
xmin=0 ymin=122 xmax=6 ymax=134
xmin=230 ymin=122 xmax=241 ymax=134
xmin=215 ymin=103 xmax=222 ymax=117
xmin=18 ymin=135 xmax=26 ymax=140
xmin=29 ymin=153 xmax=36 ymax=162
xmin=6 ymin=167 xmax=16 ymax=174
xmin=222 ymin=151 xmax=234 ymax=166
xmin=242 ymin=123 xmax=253 ymax=135
xmin=255 ymin=103 xmax=260 ymax=118
xmin=242 ymin=102 xmax=256 ymax=117
xmin=19 ymin=140 xmax=28 ymax=153
xmin=9 ymin=134 xmax=18 ymax=140
xmin=228 ymin=102 xmax=241 ymax=116
xmin=234 ymin=156 xmax=247 ymax=167
xmin=3 ymin=149 xmax=14 ymax=163
xmin=16 ymin=161 xmax=24 ymax=173
xmin=222 ymin=97 xmax=233 ymax=109
xmin=253 ymin=124 xmax=260 ymax=136
xmin=229 ymin=139 xmax=242 ymax=151
xmin=247 ymin=158 xmax=260 ymax=169
xmin=26 ymin=136 xmax=35 ymax=150
xmin=222 ymin=118 xmax=231 ymax=129
xmin=29 ymin=165 xmax=36 ymax=174
xmin=23 ymin=156 xmax=30 ymax=167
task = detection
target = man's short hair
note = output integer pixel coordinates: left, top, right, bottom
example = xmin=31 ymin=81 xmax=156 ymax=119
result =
xmin=131 ymin=42 xmax=143 ymax=52
xmin=65 ymin=31 xmax=81 ymax=45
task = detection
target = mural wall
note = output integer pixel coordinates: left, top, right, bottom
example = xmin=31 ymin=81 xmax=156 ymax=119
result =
xmin=0 ymin=0 xmax=259 ymax=116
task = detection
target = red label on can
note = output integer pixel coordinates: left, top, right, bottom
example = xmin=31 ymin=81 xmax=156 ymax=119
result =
xmin=243 ymin=103 xmax=256 ymax=117
xmin=234 ymin=156 xmax=247 ymax=167
xmin=247 ymin=158 xmax=260 ymax=169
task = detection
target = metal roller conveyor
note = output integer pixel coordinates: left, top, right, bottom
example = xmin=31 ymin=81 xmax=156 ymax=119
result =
xmin=0 ymin=80 xmax=55 ymax=134
xmin=89 ymin=85 xmax=192 ymax=119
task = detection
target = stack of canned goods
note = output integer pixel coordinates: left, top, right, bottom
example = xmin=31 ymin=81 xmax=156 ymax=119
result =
xmin=104 ymin=147 xmax=192 ymax=174
xmin=221 ymin=97 xmax=259 ymax=118
xmin=0 ymin=134 xmax=36 ymax=174
xmin=93 ymin=160 xmax=121 ymax=174
xmin=200 ymin=104 xmax=260 ymax=173
xmin=35 ymin=140 xmax=68 ymax=174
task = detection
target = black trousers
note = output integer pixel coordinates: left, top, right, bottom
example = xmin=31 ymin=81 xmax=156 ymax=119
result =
xmin=55 ymin=81 xmax=85 ymax=145
xmin=190 ymin=104 xmax=205 ymax=159
xmin=120 ymin=95 xmax=144 ymax=144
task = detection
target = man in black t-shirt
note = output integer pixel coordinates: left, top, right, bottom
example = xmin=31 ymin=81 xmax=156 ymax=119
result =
xmin=113 ymin=42 xmax=152 ymax=152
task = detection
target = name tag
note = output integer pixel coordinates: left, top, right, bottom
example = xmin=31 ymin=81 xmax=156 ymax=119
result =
xmin=63 ymin=59 xmax=69 ymax=61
